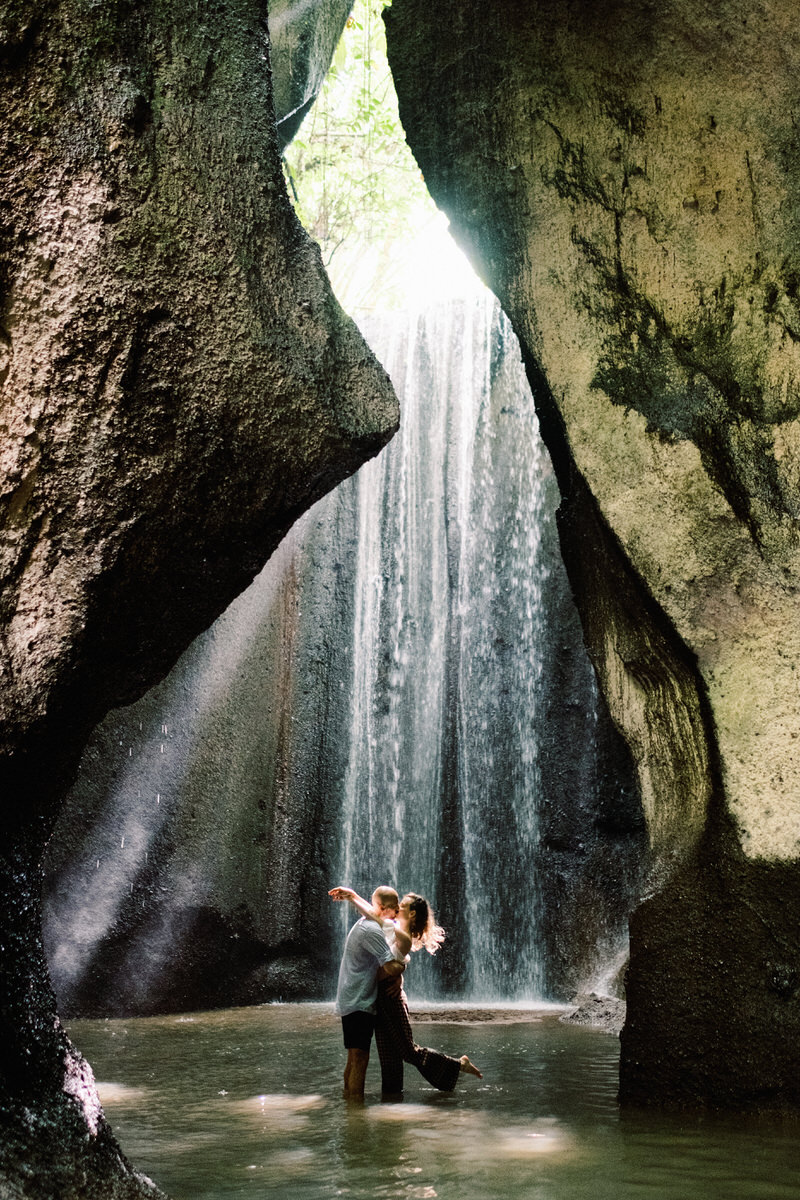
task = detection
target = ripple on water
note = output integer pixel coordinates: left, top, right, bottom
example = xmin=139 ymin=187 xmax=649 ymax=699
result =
xmin=493 ymin=1122 xmax=573 ymax=1160
xmin=231 ymin=1092 xmax=327 ymax=1113
xmin=214 ymin=1091 xmax=329 ymax=1134
xmin=95 ymin=1082 xmax=151 ymax=1105
xmin=372 ymin=1103 xmax=573 ymax=1164
xmin=247 ymin=1146 xmax=317 ymax=1173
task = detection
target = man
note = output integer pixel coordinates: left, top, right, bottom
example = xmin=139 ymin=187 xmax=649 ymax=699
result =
xmin=330 ymin=884 xmax=404 ymax=1097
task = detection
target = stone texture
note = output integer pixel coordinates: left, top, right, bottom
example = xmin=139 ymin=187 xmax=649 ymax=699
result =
xmin=560 ymin=992 xmax=626 ymax=1036
xmin=269 ymin=0 xmax=353 ymax=150
xmin=42 ymin=503 xmax=357 ymax=1017
xmin=0 ymin=0 xmax=396 ymax=1193
xmin=386 ymin=0 xmax=800 ymax=1109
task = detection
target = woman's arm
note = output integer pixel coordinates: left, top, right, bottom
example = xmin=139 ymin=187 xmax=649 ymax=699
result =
xmin=328 ymin=886 xmax=379 ymax=921
xmin=392 ymin=925 xmax=412 ymax=957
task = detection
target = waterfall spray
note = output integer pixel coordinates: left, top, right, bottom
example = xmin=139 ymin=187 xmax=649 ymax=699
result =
xmin=338 ymin=293 xmax=552 ymax=1000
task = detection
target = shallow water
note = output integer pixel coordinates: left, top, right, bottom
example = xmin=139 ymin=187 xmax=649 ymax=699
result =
xmin=69 ymin=1004 xmax=800 ymax=1200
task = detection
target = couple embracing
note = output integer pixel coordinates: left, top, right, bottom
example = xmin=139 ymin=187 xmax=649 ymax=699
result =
xmin=329 ymin=884 xmax=482 ymax=1098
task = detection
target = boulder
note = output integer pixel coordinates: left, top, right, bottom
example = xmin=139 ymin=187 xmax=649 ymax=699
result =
xmin=561 ymin=992 xmax=626 ymax=1037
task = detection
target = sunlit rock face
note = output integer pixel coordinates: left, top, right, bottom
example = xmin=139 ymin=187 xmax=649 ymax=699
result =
xmin=386 ymin=0 xmax=800 ymax=1109
xmin=0 ymin=1 xmax=396 ymax=1194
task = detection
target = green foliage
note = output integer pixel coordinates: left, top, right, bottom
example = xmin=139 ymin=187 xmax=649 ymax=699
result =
xmin=282 ymin=0 xmax=437 ymax=312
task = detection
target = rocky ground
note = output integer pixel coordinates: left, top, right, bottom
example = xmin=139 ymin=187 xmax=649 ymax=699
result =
xmin=409 ymin=998 xmax=625 ymax=1035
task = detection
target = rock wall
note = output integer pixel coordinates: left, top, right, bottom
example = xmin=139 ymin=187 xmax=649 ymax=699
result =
xmin=386 ymin=0 xmax=800 ymax=1109
xmin=0 ymin=1 xmax=395 ymax=1195
xmin=42 ymin=502 xmax=356 ymax=1017
xmin=270 ymin=0 xmax=353 ymax=149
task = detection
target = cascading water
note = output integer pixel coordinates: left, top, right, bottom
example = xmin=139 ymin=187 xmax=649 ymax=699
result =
xmin=43 ymin=289 xmax=644 ymax=1015
xmin=339 ymin=295 xmax=551 ymax=1000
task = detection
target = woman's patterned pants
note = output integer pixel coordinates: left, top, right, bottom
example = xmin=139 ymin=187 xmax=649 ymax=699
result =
xmin=375 ymin=980 xmax=461 ymax=1094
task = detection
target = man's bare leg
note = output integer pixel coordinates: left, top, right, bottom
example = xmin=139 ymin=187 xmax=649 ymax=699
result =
xmin=344 ymin=1048 xmax=370 ymax=1098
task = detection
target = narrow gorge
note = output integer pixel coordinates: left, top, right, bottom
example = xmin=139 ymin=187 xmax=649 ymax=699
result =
xmin=3 ymin=0 xmax=800 ymax=1196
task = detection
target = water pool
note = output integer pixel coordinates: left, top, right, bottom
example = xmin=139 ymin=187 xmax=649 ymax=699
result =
xmin=68 ymin=1004 xmax=800 ymax=1200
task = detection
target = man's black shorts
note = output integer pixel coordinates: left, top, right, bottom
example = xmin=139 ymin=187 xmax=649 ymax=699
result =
xmin=341 ymin=1010 xmax=375 ymax=1051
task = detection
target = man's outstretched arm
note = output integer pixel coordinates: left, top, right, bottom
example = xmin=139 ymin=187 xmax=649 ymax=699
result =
xmin=329 ymin=886 xmax=379 ymax=921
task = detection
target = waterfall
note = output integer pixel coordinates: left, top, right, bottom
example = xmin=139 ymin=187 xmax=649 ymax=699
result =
xmin=44 ymin=292 xmax=644 ymax=1015
xmin=338 ymin=295 xmax=551 ymax=1000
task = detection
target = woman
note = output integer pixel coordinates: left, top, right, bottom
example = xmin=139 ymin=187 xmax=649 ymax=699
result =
xmin=329 ymin=886 xmax=482 ymax=1093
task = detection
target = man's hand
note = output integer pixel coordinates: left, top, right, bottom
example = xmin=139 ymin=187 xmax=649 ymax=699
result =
xmin=377 ymin=959 xmax=405 ymax=997
xmin=328 ymin=886 xmax=356 ymax=902
xmin=382 ymin=972 xmax=404 ymax=998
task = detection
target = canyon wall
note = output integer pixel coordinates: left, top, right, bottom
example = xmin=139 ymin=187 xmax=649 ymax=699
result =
xmin=0 ymin=1 xmax=396 ymax=1195
xmin=386 ymin=0 xmax=800 ymax=1109
xmin=269 ymin=0 xmax=352 ymax=149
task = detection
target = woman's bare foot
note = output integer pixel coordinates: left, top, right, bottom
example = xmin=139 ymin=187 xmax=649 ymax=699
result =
xmin=459 ymin=1055 xmax=482 ymax=1078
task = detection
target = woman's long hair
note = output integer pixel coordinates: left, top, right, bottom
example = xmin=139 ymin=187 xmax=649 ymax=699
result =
xmin=405 ymin=893 xmax=445 ymax=955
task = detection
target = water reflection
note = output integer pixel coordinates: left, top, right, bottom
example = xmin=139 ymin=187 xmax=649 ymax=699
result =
xmin=69 ymin=1004 xmax=800 ymax=1200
